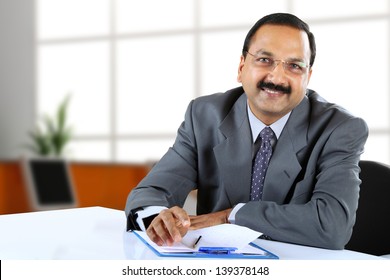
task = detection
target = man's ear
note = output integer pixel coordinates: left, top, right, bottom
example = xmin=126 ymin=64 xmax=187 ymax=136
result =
xmin=237 ymin=55 xmax=245 ymax=83
xmin=307 ymin=67 xmax=313 ymax=84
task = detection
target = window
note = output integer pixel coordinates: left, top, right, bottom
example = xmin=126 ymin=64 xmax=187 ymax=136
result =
xmin=36 ymin=0 xmax=390 ymax=164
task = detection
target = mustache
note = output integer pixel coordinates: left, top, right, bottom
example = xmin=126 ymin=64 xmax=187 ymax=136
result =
xmin=257 ymin=81 xmax=291 ymax=94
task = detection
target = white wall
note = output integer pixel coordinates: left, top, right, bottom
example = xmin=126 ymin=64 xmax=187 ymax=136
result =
xmin=0 ymin=0 xmax=35 ymax=159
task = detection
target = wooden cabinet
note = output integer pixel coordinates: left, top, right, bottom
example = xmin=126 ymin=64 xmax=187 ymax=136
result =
xmin=0 ymin=161 xmax=150 ymax=214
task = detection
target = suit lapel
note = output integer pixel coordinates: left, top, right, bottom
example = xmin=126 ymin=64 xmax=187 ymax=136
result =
xmin=213 ymin=94 xmax=253 ymax=205
xmin=263 ymin=96 xmax=310 ymax=203
xmin=213 ymin=93 xmax=311 ymax=206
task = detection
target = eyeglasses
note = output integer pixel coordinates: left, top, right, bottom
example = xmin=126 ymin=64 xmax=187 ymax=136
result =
xmin=245 ymin=51 xmax=310 ymax=76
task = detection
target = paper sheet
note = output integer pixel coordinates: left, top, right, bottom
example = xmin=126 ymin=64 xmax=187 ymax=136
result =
xmin=136 ymin=224 xmax=262 ymax=253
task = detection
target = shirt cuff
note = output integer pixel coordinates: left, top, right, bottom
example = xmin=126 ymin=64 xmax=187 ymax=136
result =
xmin=228 ymin=203 xmax=245 ymax=224
xmin=135 ymin=206 xmax=167 ymax=231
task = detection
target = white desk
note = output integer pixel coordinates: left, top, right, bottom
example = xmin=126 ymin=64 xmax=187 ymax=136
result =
xmin=0 ymin=207 xmax=384 ymax=260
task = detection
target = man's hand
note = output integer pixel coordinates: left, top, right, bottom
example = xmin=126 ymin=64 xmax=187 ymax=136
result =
xmin=189 ymin=208 xmax=232 ymax=230
xmin=146 ymin=207 xmax=232 ymax=246
xmin=146 ymin=206 xmax=190 ymax=246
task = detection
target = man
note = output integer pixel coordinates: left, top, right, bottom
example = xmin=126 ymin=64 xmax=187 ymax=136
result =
xmin=125 ymin=13 xmax=368 ymax=250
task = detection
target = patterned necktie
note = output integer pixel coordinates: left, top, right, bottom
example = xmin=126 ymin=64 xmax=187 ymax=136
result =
xmin=250 ymin=127 xmax=275 ymax=201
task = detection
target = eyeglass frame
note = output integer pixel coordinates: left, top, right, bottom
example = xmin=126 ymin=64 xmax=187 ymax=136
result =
xmin=245 ymin=51 xmax=311 ymax=76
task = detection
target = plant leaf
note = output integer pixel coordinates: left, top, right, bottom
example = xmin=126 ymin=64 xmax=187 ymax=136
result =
xmin=25 ymin=94 xmax=72 ymax=157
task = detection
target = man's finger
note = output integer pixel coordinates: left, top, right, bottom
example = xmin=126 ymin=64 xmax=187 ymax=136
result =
xmin=171 ymin=206 xmax=191 ymax=228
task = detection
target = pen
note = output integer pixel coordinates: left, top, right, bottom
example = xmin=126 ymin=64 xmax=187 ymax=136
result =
xmin=192 ymin=235 xmax=202 ymax=248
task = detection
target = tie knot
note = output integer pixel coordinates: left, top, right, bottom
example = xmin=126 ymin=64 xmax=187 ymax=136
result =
xmin=260 ymin=127 xmax=275 ymax=141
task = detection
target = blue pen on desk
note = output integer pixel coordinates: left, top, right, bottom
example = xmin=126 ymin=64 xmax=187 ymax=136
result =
xmin=198 ymin=247 xmax=238 ymax=254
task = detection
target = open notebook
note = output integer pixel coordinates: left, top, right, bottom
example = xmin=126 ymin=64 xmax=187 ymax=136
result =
xmin=131 ymin=224 xmax=278 ymax=259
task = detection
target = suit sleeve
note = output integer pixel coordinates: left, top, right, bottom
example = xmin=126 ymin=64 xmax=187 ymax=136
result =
xmin=235 ymin=117 xmax=368 ymax=249
xmin=125 ymin=100 xmax=198 ymax=227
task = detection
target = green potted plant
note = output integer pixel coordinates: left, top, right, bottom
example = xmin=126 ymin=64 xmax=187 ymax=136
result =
xmin=27 ymin=95 xmax=72 ymax=157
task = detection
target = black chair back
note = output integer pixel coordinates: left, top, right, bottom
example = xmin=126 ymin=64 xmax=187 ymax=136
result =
xmin=345 ymin=160 xmax=390 ymax=256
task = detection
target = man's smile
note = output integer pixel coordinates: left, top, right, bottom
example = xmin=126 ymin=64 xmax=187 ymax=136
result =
xmin=258 ymin=80 xmax=291 ymax=95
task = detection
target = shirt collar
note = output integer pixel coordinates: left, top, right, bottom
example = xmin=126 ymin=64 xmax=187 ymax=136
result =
xmin=247 ymin=102 xmax=291 ymax=143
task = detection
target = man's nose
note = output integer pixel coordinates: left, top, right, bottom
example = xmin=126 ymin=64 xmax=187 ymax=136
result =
xmin=267 ymin=61 xmax=288 ymax=84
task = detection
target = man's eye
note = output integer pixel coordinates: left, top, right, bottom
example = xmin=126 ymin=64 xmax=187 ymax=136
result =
xmin=257 ymin=57 xmax=271 ymax=64
xmin=289 ymin=63 xmax=302 ymax=70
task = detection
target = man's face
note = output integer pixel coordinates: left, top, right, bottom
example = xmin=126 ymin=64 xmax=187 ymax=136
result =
xmin=237 ymin=24 xmax=312 ymax=125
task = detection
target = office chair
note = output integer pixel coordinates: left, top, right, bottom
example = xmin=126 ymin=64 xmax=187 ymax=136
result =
xmin=345 ymin=160 xmax=390 ymax=256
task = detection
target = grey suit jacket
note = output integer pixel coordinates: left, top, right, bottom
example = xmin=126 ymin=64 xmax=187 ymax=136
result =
xmin=125 ymin=86 xmax=368 ymax=249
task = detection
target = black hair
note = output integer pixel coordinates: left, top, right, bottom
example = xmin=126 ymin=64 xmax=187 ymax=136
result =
xmin=242 ymin=13 xmax=316 ymax=67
